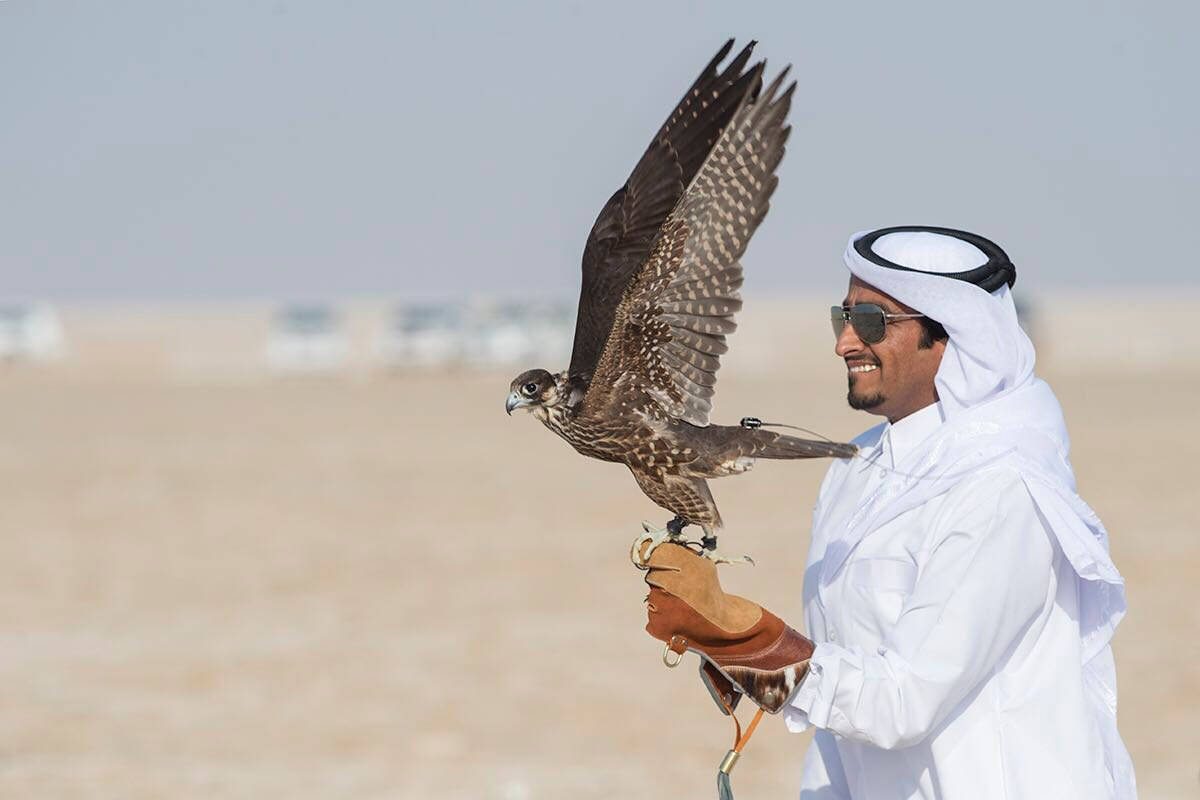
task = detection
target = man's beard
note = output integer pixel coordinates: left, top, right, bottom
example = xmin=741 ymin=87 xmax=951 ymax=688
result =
xmin=847 ymin=376 xmax=885 ymax=410
xmin=848 ymin=390 xmax=886 ymax=410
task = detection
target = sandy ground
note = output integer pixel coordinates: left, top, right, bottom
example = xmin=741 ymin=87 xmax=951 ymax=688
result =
xmin=1 ymin=305 xmax=1197 ymax=799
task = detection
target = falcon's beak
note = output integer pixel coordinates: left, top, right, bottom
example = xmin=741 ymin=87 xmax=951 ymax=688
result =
xmin=505 ymin=392 xmax=523 ymax=415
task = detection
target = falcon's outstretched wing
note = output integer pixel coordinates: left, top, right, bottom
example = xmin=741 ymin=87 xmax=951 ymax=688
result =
xmin=582 ymin=67 xmax=795 ymax=427
xmin=566 ymin=40 xmax=763 ymax=398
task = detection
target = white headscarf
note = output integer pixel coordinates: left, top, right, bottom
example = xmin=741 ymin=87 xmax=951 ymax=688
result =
xmin=846 ymin=229 xmax=1036 ymax=418
xmin=816 ymin=228 xmax=1134 ymax=796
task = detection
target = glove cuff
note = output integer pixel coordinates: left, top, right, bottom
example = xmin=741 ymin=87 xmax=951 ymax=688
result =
xmin=650 ymin=586 xmax=812 ymax=712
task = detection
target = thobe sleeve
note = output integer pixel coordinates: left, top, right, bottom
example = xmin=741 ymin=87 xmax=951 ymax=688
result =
xmin=788 ymin=470 xmax=1054 ymax=749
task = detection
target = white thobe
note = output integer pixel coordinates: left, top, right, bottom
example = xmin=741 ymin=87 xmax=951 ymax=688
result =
xmin=784 ymin=402 xmax=1125 ymax=799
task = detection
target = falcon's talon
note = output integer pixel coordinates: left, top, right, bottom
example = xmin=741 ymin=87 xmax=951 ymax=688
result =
xmin=630 ymin=524 xmax=689 ymax=567
xmin=701 ymin=547 xmax=755 ymax=567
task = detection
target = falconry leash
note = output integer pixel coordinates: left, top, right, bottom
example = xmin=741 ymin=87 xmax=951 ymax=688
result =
xmin=716 ymin=698 xmax=765 ymax=800
xmin=741 ymin=416 xmax=1008 ymax=482
xmin=660 ymin=627 xmax=765 ymax=800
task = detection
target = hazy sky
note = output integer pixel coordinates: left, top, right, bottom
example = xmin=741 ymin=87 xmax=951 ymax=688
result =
xmin=3 ymin=0 xmax=1196 ymax=300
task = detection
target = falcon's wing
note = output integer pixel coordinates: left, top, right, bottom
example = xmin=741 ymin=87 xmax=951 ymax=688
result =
xmin=582 ymin=67 xmax=794 ymax=427
xmin=566 ymin=40 xmax=762 ymax=397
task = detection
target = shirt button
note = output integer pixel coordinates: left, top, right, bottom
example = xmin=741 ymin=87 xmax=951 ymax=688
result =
xmin=828 ymin=627 xmax=838 ymax=642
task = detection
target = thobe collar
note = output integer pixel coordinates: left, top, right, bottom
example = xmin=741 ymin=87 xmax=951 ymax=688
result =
xmin=878 ymin=401 xmax=945 ymax=468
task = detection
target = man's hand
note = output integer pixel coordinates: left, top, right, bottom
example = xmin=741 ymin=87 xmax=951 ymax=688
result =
xmin=638 ymin=541 xmax=814 ymax=714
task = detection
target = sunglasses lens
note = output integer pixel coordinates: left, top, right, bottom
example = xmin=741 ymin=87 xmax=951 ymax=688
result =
xmin=849 ymin=305 xmax=887 ymax=343
xmin=830 ymin=306 xmax=846 ymax=338
xmin=832 ymin=304 xmax=890 ymax=343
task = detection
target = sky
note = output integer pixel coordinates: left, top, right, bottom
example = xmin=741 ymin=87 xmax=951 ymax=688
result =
xmin=2 ymin=0 xmax=1197 ymax=301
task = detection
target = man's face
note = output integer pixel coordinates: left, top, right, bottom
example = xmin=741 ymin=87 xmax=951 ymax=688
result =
xmin=835 ymin=276 xmax=946 ymax=422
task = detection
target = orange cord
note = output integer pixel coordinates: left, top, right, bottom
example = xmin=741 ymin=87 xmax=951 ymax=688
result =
xmin=718 ymin=692 xmax=767 ymax=752
xmin=735 ymin=707 xmax=765 ymax=752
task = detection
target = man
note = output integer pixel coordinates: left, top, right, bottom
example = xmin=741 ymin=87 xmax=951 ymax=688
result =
xmin=640 ymin=226 xmax=1136 ymax=799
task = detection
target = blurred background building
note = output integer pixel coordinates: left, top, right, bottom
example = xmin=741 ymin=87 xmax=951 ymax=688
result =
xmin=265 ymin=304 xmax=349 ymax=373
xmin=378 ymin=303 xmax=463 ymax=368
xmin=0 ymin=303 xmax=66 ymax=363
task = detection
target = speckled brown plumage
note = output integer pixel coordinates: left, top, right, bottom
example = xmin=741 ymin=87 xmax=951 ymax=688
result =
xmin=508 ymin=41 xmax=856 ymax=544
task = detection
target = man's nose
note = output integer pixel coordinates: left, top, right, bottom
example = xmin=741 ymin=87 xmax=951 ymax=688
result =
xmin=834 ymin=322 xmax=864 ymax=357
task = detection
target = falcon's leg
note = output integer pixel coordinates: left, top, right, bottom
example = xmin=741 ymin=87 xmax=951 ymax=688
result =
xmin=698 ymin=530 xmax=755 ymax=567
xmin=630 ymin=518 xmax=690 ymax=568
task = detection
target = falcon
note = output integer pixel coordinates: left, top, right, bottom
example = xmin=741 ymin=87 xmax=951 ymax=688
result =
xmin=505 ymin=40 xmax=856 ymax=564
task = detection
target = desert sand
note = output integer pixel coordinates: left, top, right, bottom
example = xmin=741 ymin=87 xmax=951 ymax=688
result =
xmin=1 ymin=298 xmax=1196 ymax=799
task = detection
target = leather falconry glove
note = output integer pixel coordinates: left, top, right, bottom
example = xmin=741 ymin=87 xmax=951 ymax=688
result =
xmin=638 ymin=541 xmax=814 ymax=714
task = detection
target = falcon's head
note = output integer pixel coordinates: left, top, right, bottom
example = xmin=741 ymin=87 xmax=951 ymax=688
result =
xmin=506 ymin=369 xmax=561 ymax=415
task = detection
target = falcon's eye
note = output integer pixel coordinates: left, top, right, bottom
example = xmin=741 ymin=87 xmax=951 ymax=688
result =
xmin=523 ymin=382 xmax=538 ymax=396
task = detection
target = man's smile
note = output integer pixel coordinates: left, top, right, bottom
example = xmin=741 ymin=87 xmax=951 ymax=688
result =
xmin=846 ymin=357 xmax=880 ymax=374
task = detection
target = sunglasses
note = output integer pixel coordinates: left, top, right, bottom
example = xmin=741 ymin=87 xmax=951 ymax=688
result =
xmin=830 ymin=304 xmax=926 ymax=344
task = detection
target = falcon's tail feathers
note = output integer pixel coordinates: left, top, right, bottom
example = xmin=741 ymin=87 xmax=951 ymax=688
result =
xmin=749 ymin=431 xmax=857 ymax=460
